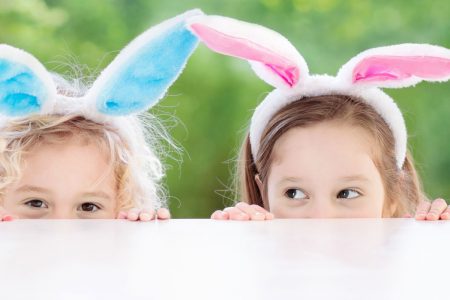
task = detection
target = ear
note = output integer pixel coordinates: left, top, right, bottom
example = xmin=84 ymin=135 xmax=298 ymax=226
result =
xmin=337 ymin=43 xmax=450 ymax=88
xmin=0 ymin=44 xmax=56 ymax=117
xmin=87 ymin=9 xmax=203 ymax=116
xmin=255 ymin=174 xmax=270 ymax=209
xmin=255 ymin=174 xmax=263 ymax=194
xmin=188 ymin=15 xmax=308 ymax=89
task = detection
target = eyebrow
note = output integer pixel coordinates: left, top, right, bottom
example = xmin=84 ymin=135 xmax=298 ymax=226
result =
xmin=15 ymin=185 xmax=52 ymax=194
xmin=339 ymin=175 xmax=370 ymax=182
xmin=278 ymin=177 xmax=305 ymax=185
xmin=277 ymin=175 xmax=370 ymax=185
xmin=81 ymin=191 xmax=113 ymax=201
xmin=15 ymin=186 xmax=112 ymax=201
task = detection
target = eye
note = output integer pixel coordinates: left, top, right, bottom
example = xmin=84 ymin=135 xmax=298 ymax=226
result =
xmin=285 ymin=189 xmax=307 ymax=200
xmin=79 ymin=202 xmax=101 ymax=212
xmin=24 ymin=199 xmax=48 ymax=209
xmin=337 ymin=189 xmax=361 ymax=199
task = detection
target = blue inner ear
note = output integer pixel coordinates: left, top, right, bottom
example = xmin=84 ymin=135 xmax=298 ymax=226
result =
xmin=97 ymin=22 xmax=198 ymax=115
xmin=0 ymin=59 xmax=46 ymax=117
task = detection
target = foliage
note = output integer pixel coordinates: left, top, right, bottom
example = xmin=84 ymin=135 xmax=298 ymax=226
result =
xmin=1 ymin=0 xmax=449 ymax=217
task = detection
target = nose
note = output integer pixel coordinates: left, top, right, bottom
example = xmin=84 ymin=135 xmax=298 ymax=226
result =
xmin=303 ymin=200 xmax=337 ymax=218
xmin=48 ymin=210 xmax=76 ymax=219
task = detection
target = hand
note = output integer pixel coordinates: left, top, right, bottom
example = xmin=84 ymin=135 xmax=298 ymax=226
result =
xmin=211 ymin=202 xmax=274 ymax=221
xmin=0 ymin=207 xmax=15 ymax=222
xmin=415 ymin=198 xmax=449 ymax=221
xmin=117 ymin=207 xmax=171 ymax=221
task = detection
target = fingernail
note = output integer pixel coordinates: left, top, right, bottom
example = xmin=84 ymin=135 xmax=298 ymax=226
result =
xmin=158 ymin=210 xmax=170 ymax=219
xmin=3 ymin=215 xmax=13 ymax=221
xmin=140 ymin=213 xmax=151 ymax=221
xmin=426 ymin=213 xmax=437 ymax=220
xmin=251 ymin=212 xmax=264 ymax=220
xmin=128 ymin=212 xmax=138 ymax=219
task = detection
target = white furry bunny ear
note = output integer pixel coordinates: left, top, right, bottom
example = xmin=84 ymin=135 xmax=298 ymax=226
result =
xmin=0 ymin=44 xmax=56 ymax=117
xmin=86 ymin=9 xmax=203 ymax=116
xmin=337 ymin=43 xmax=450 ymax=88
xmin=187 ymin=15 xmax=308 ymax=90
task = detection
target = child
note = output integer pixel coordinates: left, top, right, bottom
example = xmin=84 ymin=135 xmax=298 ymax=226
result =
xmin=0 ymin=9 xmax=203 ymax=221
xmin=188 ymin=15 xmax=450 ymax=221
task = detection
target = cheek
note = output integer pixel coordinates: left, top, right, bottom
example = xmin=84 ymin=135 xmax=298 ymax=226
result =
xmin=265 ymin=181 xmax=295 ymax=217
xmin=1 ymin=191 xmax=19 ymax=212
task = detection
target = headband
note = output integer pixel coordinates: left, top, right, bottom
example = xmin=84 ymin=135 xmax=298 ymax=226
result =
xmin=0 ymin=9 xmax=204 ymax=210
xmin=188 ymin=15 xmax=450 ymax=169
xmin=0 ymin=9 xmax=203 ymax=133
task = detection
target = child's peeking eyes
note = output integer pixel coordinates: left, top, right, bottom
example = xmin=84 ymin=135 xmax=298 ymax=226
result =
xmin=284 ymin=188 xmax=361 ymax=200
xmin=24 ymin=199 xmax=101 ymax=212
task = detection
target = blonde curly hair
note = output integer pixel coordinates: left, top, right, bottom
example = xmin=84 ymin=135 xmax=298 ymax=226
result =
xmin=0 ymin=75 xmax=170 ymax=212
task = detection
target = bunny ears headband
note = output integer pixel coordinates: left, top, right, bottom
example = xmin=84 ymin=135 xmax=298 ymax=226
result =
xmin=187 ymin=15 xmax=450 ymax=169
xmin=0 ymin=9 xmax=203 ymax=131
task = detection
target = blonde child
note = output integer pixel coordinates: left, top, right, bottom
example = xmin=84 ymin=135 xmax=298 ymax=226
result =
xmin=188 ymin=15 xmax=450 ymax=221
xmin=0 ymin=9 xmax=203 ymax=221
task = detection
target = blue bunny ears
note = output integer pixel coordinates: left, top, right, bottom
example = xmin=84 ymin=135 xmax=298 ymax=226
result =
xmin=0 ymin=9 xmax=203 ymax=119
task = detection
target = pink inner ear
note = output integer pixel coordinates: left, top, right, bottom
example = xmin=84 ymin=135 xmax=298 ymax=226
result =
xmin=190 ymin=23 xmax=299 ymax=87
xmin=353 ymin=55 xmax=450 ymax=83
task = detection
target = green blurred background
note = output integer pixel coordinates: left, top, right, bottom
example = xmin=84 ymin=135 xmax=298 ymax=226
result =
xmin=1 ymin=0 xmax=449 ymax=217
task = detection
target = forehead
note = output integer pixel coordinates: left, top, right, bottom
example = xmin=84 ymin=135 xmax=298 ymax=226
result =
xmin=19 ymin=136 xmax=115 ymax=189
xmin=270 ymin=121 xmax=377 ymax=178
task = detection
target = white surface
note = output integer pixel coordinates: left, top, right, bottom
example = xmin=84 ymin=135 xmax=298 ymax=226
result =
xmin=0 ymin=219 xmax=449 ymax=299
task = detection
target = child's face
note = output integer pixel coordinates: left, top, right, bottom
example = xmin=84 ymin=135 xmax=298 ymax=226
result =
xmin=262 ymin=121 xmax=385 ymax=218
xmin=1 ymin=137 xmax=118 ymax=219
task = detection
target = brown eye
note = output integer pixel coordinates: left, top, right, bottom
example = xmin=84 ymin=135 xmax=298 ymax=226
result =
xmin=25 ymin=199 xmax=47 ymax=208
xmin=80 ymin=202 xmax=100 ymax=212
xmin=285 ymin=189 xmax=307 ymax=200
xmin=337 ymin=189 xmax=360 ymax=199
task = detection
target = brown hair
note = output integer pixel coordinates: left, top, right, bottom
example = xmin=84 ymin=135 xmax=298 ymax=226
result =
xmin=236 ymin=95 xmax=426 ymax=217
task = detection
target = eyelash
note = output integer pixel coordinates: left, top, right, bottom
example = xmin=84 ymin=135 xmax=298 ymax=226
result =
xmin=24 ymin=199 xmax=48 ymax=209
xmin=24 ymin=200 xmax=102 ymax=212
xmin=284 ymin=188 xmax=363 ymax=200
xmin=79 ymin=202 xmax=102 ymax=212
xmin=284 ymin=189 xmax=308 ymax=200
xmin=337 ymin=189 xmax=362 ymax=199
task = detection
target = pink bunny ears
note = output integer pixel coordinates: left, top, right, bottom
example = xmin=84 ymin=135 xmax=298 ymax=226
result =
xmin=188 ymin=15 xmax=450 ymax=90
xmin=187 ymin=15 xmax=450 ymax=169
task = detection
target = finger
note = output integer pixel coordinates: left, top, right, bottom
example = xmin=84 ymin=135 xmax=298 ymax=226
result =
xmin=117 ymin=211 xmax=128 ymax=219
xmin=126 ymin=208 xmax=141 ymax=221
xmin=236 ymin=202 xmax=266 ymax=221
xmin=250 ymin=204 xmax=274 ymax=220
xmin=156 ymin=208 xmax=170 ymax=220
xmin=211 ymin=210 xmax=229 ymax=220
xmin=139 ymin=209 xmax=155 ymax=222
xmin=439 ymin=205 xmax=450 ymax=220
xmin=223 ymin=206 xmax=250 ymax=221
xmin=426 ymin=198 xmax=448 ymax=221
xmin=1 ymin=215 xmax=14 ymax=222
xmin=0 ymin=208 xmax=16 ymax=222
xmin=415 ymin=201 xmax=431 ymax=220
